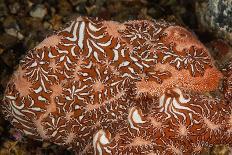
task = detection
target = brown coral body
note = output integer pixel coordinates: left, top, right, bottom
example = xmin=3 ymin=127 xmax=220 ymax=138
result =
xmin=1 ymin=17 xmax=230 ymax=154
xmin=222 ymin=59 xmax=232 ymax=103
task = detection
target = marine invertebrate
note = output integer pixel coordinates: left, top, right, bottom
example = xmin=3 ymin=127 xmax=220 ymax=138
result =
xmin=222 ymin=58 xmax=232 ymax=103
xmin=96 ymin=88 xmax=232 ymax=154
xmin=1 ymin=17 xmax=230 ymax=154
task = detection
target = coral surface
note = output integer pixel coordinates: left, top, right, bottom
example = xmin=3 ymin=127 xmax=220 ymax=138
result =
xmin=1 ymin=17 xmax=231 ymax=154
xmin=222 ymin=59 xmax=232 ymax=103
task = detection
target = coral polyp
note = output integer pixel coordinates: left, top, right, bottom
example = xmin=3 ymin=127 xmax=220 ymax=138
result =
xmin=2 ymin=17 xmax=230 ymax=154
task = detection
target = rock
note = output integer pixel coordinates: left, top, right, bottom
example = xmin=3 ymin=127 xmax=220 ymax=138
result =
xmin=0 ymin=33 xmax=19 ymax=49
xmin=0 ymin=47 xmax=4 ymax=55
xmin=30 ymin=4 xmax=47 ymax=19
xmin=196 ymin=0 xmax=232 ymax=44
xmin=211 ymin=145 xmax=231 ymax=155
xmin=69 ymin=0 xmax=83 ymax=6
xmin=5 ymin=28 xmax=24 ymax=40
xmin=0 ymin=49 xmax=19 ymax=67
xmin=58 ymin=0 xmax=72 ymax=16
xmin=18 ymin=17 xmax=44 ymax=32
xmin=0 ymin=0 xmax=8 ymax=17
xmin=43 ymin=21 xmax=52 ymax=30
xmin=3 ymin=16 xmax=17 ymax=29
xmin=8 ymin=2 xmax=20 ymax=14
xmin=3 ymin=16 xmax=24 ymax=40
xmin=49 ymin=15 xmax=62 ymax=30
xmin=75 ymin=3 xmax=86 ymax=14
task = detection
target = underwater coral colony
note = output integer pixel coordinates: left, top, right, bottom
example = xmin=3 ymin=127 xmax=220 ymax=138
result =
xmin=1 ymin=17 xmax=232 ymax=154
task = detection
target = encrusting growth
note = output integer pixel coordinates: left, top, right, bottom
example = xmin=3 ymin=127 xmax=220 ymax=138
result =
xmin=1 ymin=17 xmax=231 ymax=154
xmin=222 ymin=58 xmax=232 ymax=103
